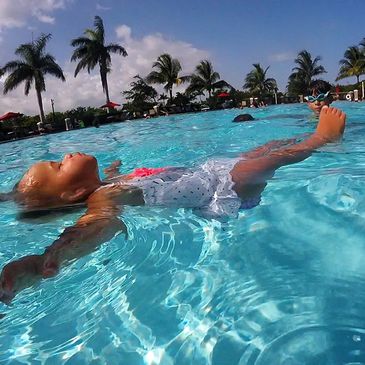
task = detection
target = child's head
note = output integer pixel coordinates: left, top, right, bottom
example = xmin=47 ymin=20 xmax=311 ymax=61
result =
xmin=15 ymin=153 xmax=101 ymax=208
xmin=305 ymin=80 xmax=333 ymax=115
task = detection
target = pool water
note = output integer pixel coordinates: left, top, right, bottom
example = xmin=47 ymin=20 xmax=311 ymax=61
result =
xmin=0 ymin=102 xmax=365 ymax=364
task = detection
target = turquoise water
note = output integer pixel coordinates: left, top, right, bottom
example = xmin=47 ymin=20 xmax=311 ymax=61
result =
xmin=0 ymin=102 xmax=365 ymax=364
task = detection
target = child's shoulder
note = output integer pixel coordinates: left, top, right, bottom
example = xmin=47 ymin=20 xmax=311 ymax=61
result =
xmin=88 ymin=183 xmax=125 ymax=202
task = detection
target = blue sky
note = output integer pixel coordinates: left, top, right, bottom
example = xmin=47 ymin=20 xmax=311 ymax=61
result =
xmin=0 ymin=0 xmax=364 ymax=114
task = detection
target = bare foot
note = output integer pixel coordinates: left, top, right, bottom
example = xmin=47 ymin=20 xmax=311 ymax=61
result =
xmin=315 ymin=107 xmax=346 ymax=142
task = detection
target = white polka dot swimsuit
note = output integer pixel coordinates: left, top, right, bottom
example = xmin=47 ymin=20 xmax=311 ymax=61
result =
xmin=123 ymin=158 xmax=260 ymax=218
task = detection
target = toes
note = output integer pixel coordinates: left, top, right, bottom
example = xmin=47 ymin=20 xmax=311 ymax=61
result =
xmin=340 ymin=111 xmax=346 ymax=122
xmin=321 ymin=106 xmax=330 ymax=115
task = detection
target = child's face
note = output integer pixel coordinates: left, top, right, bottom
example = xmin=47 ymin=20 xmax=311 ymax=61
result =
xmin=18 ymin=153 xmax=100 ymax=206
xmin=306 ymin=92 xmax=332 ymax=115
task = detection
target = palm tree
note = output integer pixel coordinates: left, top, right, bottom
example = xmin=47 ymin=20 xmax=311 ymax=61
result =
xmin=71 ymin=15 xmax=127 ymax=103
xmin=336 ymin=46 xmax=365 ymax=85
xmin=122 ymin=75 xmax=157 ymax=104
xmin=287 ymin=72 xmax=306 ymax=96
xmin=1 ymin=34 xmax=65 ymax=124
xmin=244 ymin=63 xmax=277 ymax=97
xmin=288 ymin=50 xmax=326 ymax=94
xmin=186 ymin=60 xmax=221 ymax=98
xmin=159 ymin=93 xmax=168 ymax=103
xmin=146 ymin=53 xmax=187 ymax=102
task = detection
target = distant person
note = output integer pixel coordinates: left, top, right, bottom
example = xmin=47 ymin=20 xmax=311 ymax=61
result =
xmin=232 ymin=114 xmax=255 ymax=123
xmin=305 ymin=80 xmax=333 ymax=116
xmin=0 ymin=107 xmax=346 ymax=304
xmin=92 ymin=116 xmax=100 ymax=128
xmin=239 ymin=101 xmax=247 ymax=109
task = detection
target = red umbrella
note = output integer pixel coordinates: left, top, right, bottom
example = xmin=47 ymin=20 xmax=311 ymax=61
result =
xmin=217 ymin=92 xmax=230 ymax=98
xmin=0 ymin=112 xmax=23 ymax=121
xmin=100 ymin=101 xmax=121 ymax=109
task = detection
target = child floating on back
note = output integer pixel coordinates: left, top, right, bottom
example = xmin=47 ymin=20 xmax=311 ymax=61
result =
xmin=0 ymin=107 xmax=346 ymax=304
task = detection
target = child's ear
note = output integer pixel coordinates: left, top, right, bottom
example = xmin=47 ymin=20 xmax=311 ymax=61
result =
xmin=60 ymin=188 xmax=88 ymax=202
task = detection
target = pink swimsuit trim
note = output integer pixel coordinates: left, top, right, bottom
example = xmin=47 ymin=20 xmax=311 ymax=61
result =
xmin=127 ymin=167 xmax=167 ymax=178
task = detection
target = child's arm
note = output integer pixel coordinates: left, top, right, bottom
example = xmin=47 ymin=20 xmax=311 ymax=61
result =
xmin=42 ymin=186 xmax=128 ymax=277
xmin=0 ymin=187 xmax=128 ymax=303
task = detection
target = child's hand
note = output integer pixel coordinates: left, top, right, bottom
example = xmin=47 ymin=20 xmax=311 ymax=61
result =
xmin=0 ymin=255 xmax=44 ymax=304
xmin=103 ymin=160 xmax=122 ymax=178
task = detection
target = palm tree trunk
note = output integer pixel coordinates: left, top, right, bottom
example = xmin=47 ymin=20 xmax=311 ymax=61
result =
xmin=35 ymin=88 xmax=45 ymax=124
xmin=169 ymin=87 xmax=173 ymax=102
xmin=103 ymin=74 xmax=110 ymax=103
xmin=100 ymin=63 xmax=110 ymax=103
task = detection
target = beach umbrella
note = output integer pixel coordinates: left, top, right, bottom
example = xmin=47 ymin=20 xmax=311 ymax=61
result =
xmin=0 ymin=112 xmax=23 ymax=121
xmin=100 ymin=101 xmax=121 ymax=109
xmin=0 ymin=112 xmax=23 ymax=139
xmin=217 ymin=92 xmax=230 ymax=98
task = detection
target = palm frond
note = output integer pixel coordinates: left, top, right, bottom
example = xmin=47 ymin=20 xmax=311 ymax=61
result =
xmin=93 ymin=16 xmax=105 ymax=44
xmin=34 ymin=33 xmax=52 ymax=52
xmin=3 ymin=67 xmax=33 ymax=94
xmin=146 ymin=70 xmax=166 ymax=84
xmin=70 ymin=37 xmax=92 ymax=48
xmin=1 ymin=60 xmax=27 ymax=73
xmin=24 ymin=77 xmax=33 ymax=95
xmin=336 ymin=45 xmax=365 ymax=82
xmin=106 ymin=43 xmax=127 ymax=56
xmin=41 ymin=55 xmax=66 ymax=81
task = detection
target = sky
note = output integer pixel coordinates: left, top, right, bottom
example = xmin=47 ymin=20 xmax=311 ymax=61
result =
xmin=0 ymin=0 xmax=364 ymax=115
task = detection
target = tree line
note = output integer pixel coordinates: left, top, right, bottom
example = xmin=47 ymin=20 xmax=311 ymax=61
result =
xmin=1 ymin=15 xmax=365 ymax=124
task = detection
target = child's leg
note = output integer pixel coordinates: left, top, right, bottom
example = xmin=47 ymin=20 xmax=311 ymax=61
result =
xmin=230 ymin=107 xmax=346 ymax=200
xmin=240 ymin=138 xmax=299 ymax=159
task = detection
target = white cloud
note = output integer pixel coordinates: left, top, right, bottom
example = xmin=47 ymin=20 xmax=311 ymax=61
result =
xmin=116 ymin=25 xmax=132 ymax=42
xmin=96 ymin=3 xmax=111 ymax=11
xmin=0 ymin=26 xmax=210 ymax=115
xmin=269 ymin=52 xmax=295 ymax=62
xmin=34 ymin=13 xmax=55 ymax=25
xmin=0 ymin=0 xmax=69 ymax=30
